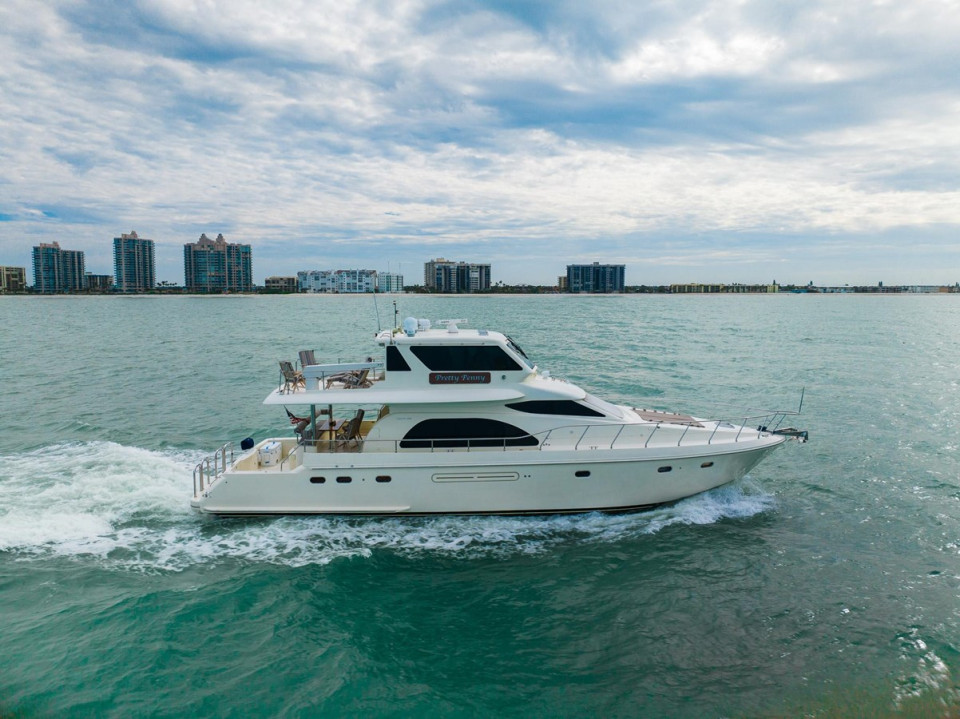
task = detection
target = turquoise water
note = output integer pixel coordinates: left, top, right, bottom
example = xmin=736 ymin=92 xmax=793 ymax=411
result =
xmin=1 ymin=294 xmax=959 ymax=716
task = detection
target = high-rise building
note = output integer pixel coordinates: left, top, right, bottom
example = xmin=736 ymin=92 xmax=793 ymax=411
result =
xmin=32 ymin=242 xmax=86 ymax=293
xmin=423 ymin=258 xmax=491 ymax=293
xmin=566 ymin=262 xmax=625 ymax=293
xmin=0 ymin=266 xmax=26 ymax=293
xmin=183 ymin=233 xmax=253 ymax=293
xmin=113 ymin=231 xmax=155 ymax=293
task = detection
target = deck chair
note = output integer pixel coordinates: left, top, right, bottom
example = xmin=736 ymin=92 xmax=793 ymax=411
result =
xmin=344 ymin=368 xmax=371 ymax=389
xmin=324 ymin=371 xmax=352 ymax=388
xmin=279 ymin=360 xmax=305 ymax=393
xmin=298 ymin=349 xmax=316 ymax=368
xmin=336 ymin=409 xmax=365 ymax=449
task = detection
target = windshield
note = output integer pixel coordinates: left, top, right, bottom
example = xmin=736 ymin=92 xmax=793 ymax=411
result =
xmin=505 ymin=335 xmax=532 ymax=367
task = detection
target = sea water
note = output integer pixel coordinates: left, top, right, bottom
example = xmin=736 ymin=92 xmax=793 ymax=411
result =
xmin=1 ymin=293 xmax=958 ymax=716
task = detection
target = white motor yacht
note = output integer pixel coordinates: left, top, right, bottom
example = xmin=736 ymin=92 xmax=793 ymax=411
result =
xmin=191 ymin=319 xmax=806 ymax=515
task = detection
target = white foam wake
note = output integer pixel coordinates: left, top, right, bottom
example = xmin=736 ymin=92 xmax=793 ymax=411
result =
xmin=0 ymin=442 xmax=196 ymax=551
xmin=0 ymin=442 xmax=776 ymax=571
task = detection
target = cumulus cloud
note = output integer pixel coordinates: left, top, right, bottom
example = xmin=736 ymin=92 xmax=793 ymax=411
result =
xmin=0 ymin=0 xmax=958 ymax=284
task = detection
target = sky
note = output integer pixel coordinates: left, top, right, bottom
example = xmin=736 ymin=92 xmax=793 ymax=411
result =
xmin=1 ymin=0 xmax=959 ymax=286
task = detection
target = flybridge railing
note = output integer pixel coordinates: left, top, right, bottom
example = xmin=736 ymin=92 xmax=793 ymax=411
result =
xmin=193 ymin=442 xmax=233 ymax=496
xmin=279 ymin=360 xmax=386 ymax=394
xmin=306 ymin=410 xmax=804 ymax=454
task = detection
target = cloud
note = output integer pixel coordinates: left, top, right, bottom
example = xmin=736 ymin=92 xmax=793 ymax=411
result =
xmin=0 ymin=0 xmax=959 ymax=285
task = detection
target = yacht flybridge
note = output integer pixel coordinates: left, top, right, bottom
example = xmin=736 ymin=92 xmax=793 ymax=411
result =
xmin=191 ymin=319 xmax=807 ymax=515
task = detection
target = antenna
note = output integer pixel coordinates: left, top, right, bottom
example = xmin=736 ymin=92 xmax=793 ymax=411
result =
xmin=373 ymin=289 xmax=381 ymax=332
xmin=393 ymin=300 xmax=398 ymax=329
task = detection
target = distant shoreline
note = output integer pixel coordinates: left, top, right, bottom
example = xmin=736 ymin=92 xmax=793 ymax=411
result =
xmin=2 ymin=287 xmax=958 ymax=297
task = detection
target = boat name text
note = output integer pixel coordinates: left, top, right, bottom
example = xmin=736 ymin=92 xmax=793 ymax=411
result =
xmin=428 ymin=372 xmax=492 ymax=385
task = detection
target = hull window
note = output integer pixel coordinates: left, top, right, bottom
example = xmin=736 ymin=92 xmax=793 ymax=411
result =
xmin=575 ymin=470 xmax=591 ymax=477
xmin=658 ymin=466 xmax=673 ymax=473
xmin=310 ymin=476 xmax=326 ymax=484
xmin=336 ymin=476 xmax=352 ymax=483
xmin=400 ymin=418 xmax=538 ymax=448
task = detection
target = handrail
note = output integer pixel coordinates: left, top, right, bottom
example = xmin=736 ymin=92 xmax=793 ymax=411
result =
xmin=192 ymin=442 xmax=233 ymax=497
xmin=279 ymin=441 xmax=301 ymax=471
xmin=573 ymin=426 xmax=590 ymax=451
xmin=299 ymin=409 xmax=802 ymax=456
xmin=644 ymin=425 xmax=658 ymax=448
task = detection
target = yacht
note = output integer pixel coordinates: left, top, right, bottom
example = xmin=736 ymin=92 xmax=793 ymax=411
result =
xmin=191 ymin=319 xmax=806 ymax=515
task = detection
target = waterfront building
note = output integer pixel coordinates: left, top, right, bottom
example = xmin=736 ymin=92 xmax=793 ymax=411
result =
xmin=377 ymin=272 xmax=404 ymax=293
xmin=334 ymin=269 xmax=377 ymax=293
xmin=424 ymin=258 xmax=491 ymax=293
xmin=298 ymin=270 xmax=334 ymax=293
xmin=297 ymin=269 xmax=379 ymax=293
xmin=0 ymin=266 xmax=27 ymax=293
xmin=670 ymin=283 xmax=780 ymax=293
xmin=85 ymin=274 xmax=114 ymax=292
xmin=113 ymin=231 xmax=155 ymax=293
xmin=566 ymin=263 xmax=625 ymax=293
xmin=265 ymin=276 xmax=299 ymax=293
xmin=32 ymin=242 xmax=86 ymax=293
xmin=183 ymin=233 xmax=253 ymax=293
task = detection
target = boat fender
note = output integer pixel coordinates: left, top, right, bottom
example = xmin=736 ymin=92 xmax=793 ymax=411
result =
xmin=240 ymin=437 xmax=255 ymax=451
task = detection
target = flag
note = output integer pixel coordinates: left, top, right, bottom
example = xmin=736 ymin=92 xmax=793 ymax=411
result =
xmin=285 ymin=407 xmax=308 ymax=425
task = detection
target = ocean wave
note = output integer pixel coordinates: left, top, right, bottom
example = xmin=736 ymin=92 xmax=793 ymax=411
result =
xmin=0 ymin=442 xmax=776 ymax=571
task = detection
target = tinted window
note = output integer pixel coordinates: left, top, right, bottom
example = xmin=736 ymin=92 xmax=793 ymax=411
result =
xmin=410 ymin=345 xmax=522 ymax=371
xmin=506 ymin=400 xmax=604 ymax=417
xmin=400 ymin=418 xmax=538 ymax=448
xmin=387 ymin=345 xmax=411 ymax=371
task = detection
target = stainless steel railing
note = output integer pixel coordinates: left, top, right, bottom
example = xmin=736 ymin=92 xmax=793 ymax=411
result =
xmin=296 ymin=410 xmax=802 ymax=455
xmin=193 ymin=442 xmax=233 ymax=496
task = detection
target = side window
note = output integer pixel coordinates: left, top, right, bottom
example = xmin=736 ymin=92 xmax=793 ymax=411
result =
xmin=400 ymin=418 xmax=538 ymax=448
xmin=387 ymin=345 xmax=411 ymax=371
xmin=410 ymin=345 xmax=523 ymax=371
xmin=506 ymin=400 xmax=605 ymax=417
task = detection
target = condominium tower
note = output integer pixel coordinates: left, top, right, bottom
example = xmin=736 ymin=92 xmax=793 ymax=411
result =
xmin=113 ymin=231 xmax=155 ymax=293
xmin=183 ymin=233 xmax=253 ymax=293
xmin=423 ymin=258 xmax=491 ymax=293
xmin=32 ymin=242 xmax=86 ymax=293
xmin=566 ymin=262 xmax=625 ymax=293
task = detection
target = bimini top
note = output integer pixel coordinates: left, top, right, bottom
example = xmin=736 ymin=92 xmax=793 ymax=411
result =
xmin=263 ymin=319 xmax=587 ymax=406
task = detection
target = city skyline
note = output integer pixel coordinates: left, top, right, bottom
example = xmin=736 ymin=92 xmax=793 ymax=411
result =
xmin=4 ymin=232 xmax=960 ymax=292
xmin=1 ymin=2 xmax=959 ymax=285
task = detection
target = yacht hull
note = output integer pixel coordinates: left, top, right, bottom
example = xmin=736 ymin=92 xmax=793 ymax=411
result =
xmin=191 ymin=437 xmax=785 ymax=516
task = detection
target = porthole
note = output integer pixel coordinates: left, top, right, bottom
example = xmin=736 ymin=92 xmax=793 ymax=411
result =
xmin=575 ymin=470 xmax=591 ymax=478
xmin=700 ymin=461 xmax=714 ymax=468
xmin=310 ymin=476 xmax=326 ymax=484
xmin=658 ymin=466 xmax=673 ymax=473
xmin=336 ymin=476 xmax=352 ymax=483
xmin=376 ymin=475 xmax=392 ymax=483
